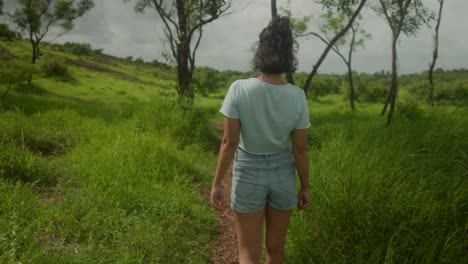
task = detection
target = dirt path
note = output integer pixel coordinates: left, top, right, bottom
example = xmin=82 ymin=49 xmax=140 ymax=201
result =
xmin=208 ymin=121 xmax=239 ymax=264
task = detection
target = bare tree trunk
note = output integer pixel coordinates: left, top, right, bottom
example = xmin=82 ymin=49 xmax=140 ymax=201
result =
xmin=348 ymin=27 xmax=356 ymax=111
xmin=175 ymin=0 xmax=193 ymax=100
xmin=428 ymin=0 xmax=444 ymax=107
xmin=177 ymin=44 xmax=193 ymax=99
xmin=28 ymin=36 xmax=38 ymax=85
xmin=385 ymin=33 xmax=399 ymax=126
xmin=303 ymin=0 xmax=367 ymax=95
xmin=381 ymin=32 xmax=398 ymax=117
xmin=347 ymin=63 xmax=355 ymax=111
xmin=271 ymin=0 xmax=277 ymax=17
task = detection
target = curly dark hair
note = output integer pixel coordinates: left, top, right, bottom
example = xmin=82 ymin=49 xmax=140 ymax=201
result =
xmin=252 ymin=16 xmax=298 ymax=74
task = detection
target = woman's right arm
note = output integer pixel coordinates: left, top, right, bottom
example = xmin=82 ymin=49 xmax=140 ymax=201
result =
xmin=291 ymin=128 xmax=310 ymax=210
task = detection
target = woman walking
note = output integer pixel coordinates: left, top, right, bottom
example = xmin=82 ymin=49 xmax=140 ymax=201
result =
xmin=211 ymin=16 xmax=311 ymax=264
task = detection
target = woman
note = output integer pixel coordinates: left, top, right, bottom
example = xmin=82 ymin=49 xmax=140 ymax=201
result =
xmin=211 ymin=16 xmax=310 ymax=264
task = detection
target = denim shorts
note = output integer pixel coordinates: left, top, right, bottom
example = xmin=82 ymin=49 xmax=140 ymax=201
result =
xmin=230 ymin=148 xmax=298 ymax=213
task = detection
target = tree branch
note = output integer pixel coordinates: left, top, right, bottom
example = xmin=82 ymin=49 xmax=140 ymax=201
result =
xmin=152 ymin=0 xmax=177 ymax=59
xmin=189 ymin=27 xmax=203 ymax=76
xmin=187 ymin=2 xmax=231 ymax=41
xmin=303 ymin=0 xmax=367 ymax=94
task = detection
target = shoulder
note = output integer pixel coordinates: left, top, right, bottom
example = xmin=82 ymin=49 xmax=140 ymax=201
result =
xmin=287 ymin=84 xmax=306 ymax=98
xmin=229 ymin=78 xmax=254 ymax=88
xmin=228 ymin=78 xmax=257 ymax=93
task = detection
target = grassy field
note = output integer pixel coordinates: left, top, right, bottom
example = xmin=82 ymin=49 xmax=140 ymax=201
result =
xmin=1 ymin=39 xmax=467 ymax=263
xmin=1 ymin=39 xmax=219 ymax=263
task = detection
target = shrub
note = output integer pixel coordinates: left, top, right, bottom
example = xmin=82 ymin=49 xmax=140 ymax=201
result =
xmin=0 ymin=24 xmax=19 ymax=41
xmin=193 ymin=67 xmax=222 ymax=96
xmin=357 ymin=80 xmax=389 ymax=102
xmin=62 ymin=42 xmax=94 ymax=57
xmin=397 ymin=98 xmax=424 ymax=120
xmin=0 ymin=60 xmax=39 ymax=105
xmin=40 ymin=56 xmax=71 ymax=80
xmin=434 ymin=81 xmax=468 ymax=104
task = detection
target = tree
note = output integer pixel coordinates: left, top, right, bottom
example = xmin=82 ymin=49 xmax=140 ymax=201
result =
xmin=312 ymin=12 xmax=370 ymax=110
xmin=0 ymin=0 xmax=4 ymax=15
xmin=302 ymin=0 xmax=368 ymax=96
xmin=372 ymin=0 xmax=433 ymax=125
xmin=271 ymin=0 xmax=295 ymax=84
xmin=9 ymin=0 xmax=95 ymax=65
xmin=127 ymin=0 xmax=232 ymax=101
xmin=428 ymin=0 xmax=444 ymax=107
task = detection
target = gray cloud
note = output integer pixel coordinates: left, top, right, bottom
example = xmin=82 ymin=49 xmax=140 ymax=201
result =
xmin=2 ymin=0 xmax=467 ymax=74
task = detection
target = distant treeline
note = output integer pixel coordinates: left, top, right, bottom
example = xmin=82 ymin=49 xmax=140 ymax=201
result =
xmin=195 ymin=68 xmax=468 ymax=105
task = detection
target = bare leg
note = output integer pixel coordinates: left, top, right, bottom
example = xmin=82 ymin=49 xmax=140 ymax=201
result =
xmin=234 ymin=208 xmax=266 ymax=264
xmin=265 ymin=204 xmax=293 ymax=264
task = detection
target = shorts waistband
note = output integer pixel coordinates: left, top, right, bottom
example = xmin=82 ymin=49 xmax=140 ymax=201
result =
xmin=235 ymin=147 xmax=293 ymax=160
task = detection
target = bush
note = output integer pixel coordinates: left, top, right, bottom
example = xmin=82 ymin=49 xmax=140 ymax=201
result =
xmin=0 ymin=24 xmax=19 ymax=41
xmin=356 ymin=80 xmax=389 ymax=102
xmin=193 ymin=67 xmax=222 ymax=96
xmin=434 ymin=81 xmax=468 ymax=104
xmin=397 ymin=98 xmax=424 ymax=120
xmin=62 ymin=42 xmax=94 ymax=57
xmin=0 ymin=60 xmax=39 ymax=105
xmin=40 ymin=57 xmax=71 ymax=80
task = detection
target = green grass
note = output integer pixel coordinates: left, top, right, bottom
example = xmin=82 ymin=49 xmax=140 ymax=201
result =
xmin=0 ymin=39 xmax=219 ymax=263
xmin=1 ymin=38 xmax=467 ymax=263
xmin=283 ymin=96 xmax=467 ymax=263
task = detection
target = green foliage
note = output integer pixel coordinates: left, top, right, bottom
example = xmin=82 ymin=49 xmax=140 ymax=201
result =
xmin=405 ymin=69 xmax=468 ymax=105
xmin=0 ymin=60 xmax=39 ymax=85
xmin=295 ymin=73 xmax=341 ymax=97
xmin=286 ymin=105 xmax=467 ymax=263
xmin=134 ymin=57 xmax=144 ymax=64
xmin=0 ymin=60 xmax=39 ymax=104
xmin=10 ymin=0 xmax=95 ymax=33
xmin=9 ymin=0 xmax=95 ymax=63
xmin=0 ymin=104 xmax=218 ymax=262
xmin=40 ymin=56 xmax=71 ymax=80
xmin=62 ymin=41 xmax=94 ymax=56
xmin=397 ymin=97 xmax=424 ymax=120
xmin=279 ymin=0 xmax=312 ymax=36
xmin=0 ymin=24 xmax=20 ymax=41
xmin=193 ymin=66 xmax=222 ymax=96
xmin=135 ymin=97 xmax=217 ymax=149
xmin=129 ymin=0 xmax=232 ymax=100
xmin=372 ymin=0 xmax=434 ymax=36
xmin=0 ymin=143 xmax=56 ymax=185
xmin=353 ymin=73 xmax=389 ymax=102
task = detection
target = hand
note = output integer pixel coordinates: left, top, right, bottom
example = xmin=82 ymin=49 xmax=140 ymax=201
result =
xmin=297 ymin=188 xmax=310 ymax=210
xmin=210 ymin=184 xmax=225 ymax=210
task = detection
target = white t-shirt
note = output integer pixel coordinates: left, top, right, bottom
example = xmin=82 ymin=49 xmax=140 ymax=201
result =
xmin=220 ymin=78 xmax=310 ymax=154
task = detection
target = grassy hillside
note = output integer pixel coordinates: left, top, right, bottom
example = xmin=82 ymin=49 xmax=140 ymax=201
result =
xmin=0 ymin=39 xmax=219 ymax=263
xmin=1 ymin=38 xmax=467 ymax=264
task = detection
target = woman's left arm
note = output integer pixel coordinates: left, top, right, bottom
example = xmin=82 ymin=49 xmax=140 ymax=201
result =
xmin=211 ymin=117 xmax=240 ymax=209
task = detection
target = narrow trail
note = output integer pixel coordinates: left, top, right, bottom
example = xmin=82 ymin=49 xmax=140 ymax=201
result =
xmin=207 ymin=120 xmax=239 ymax=264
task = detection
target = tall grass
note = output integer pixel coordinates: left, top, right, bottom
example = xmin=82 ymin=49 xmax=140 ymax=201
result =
xmin=0 ymin=96 xmax=219 ymax=263
xmin=286 ymin=105 xmax=467 ymax=263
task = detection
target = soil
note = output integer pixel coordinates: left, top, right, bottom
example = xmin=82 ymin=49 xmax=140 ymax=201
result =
xmin=207 ymin=121 xmax=239 ymax=264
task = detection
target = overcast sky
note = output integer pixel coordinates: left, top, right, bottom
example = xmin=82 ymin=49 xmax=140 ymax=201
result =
xmin=2 ymin=0 xmax=467 ymax=74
